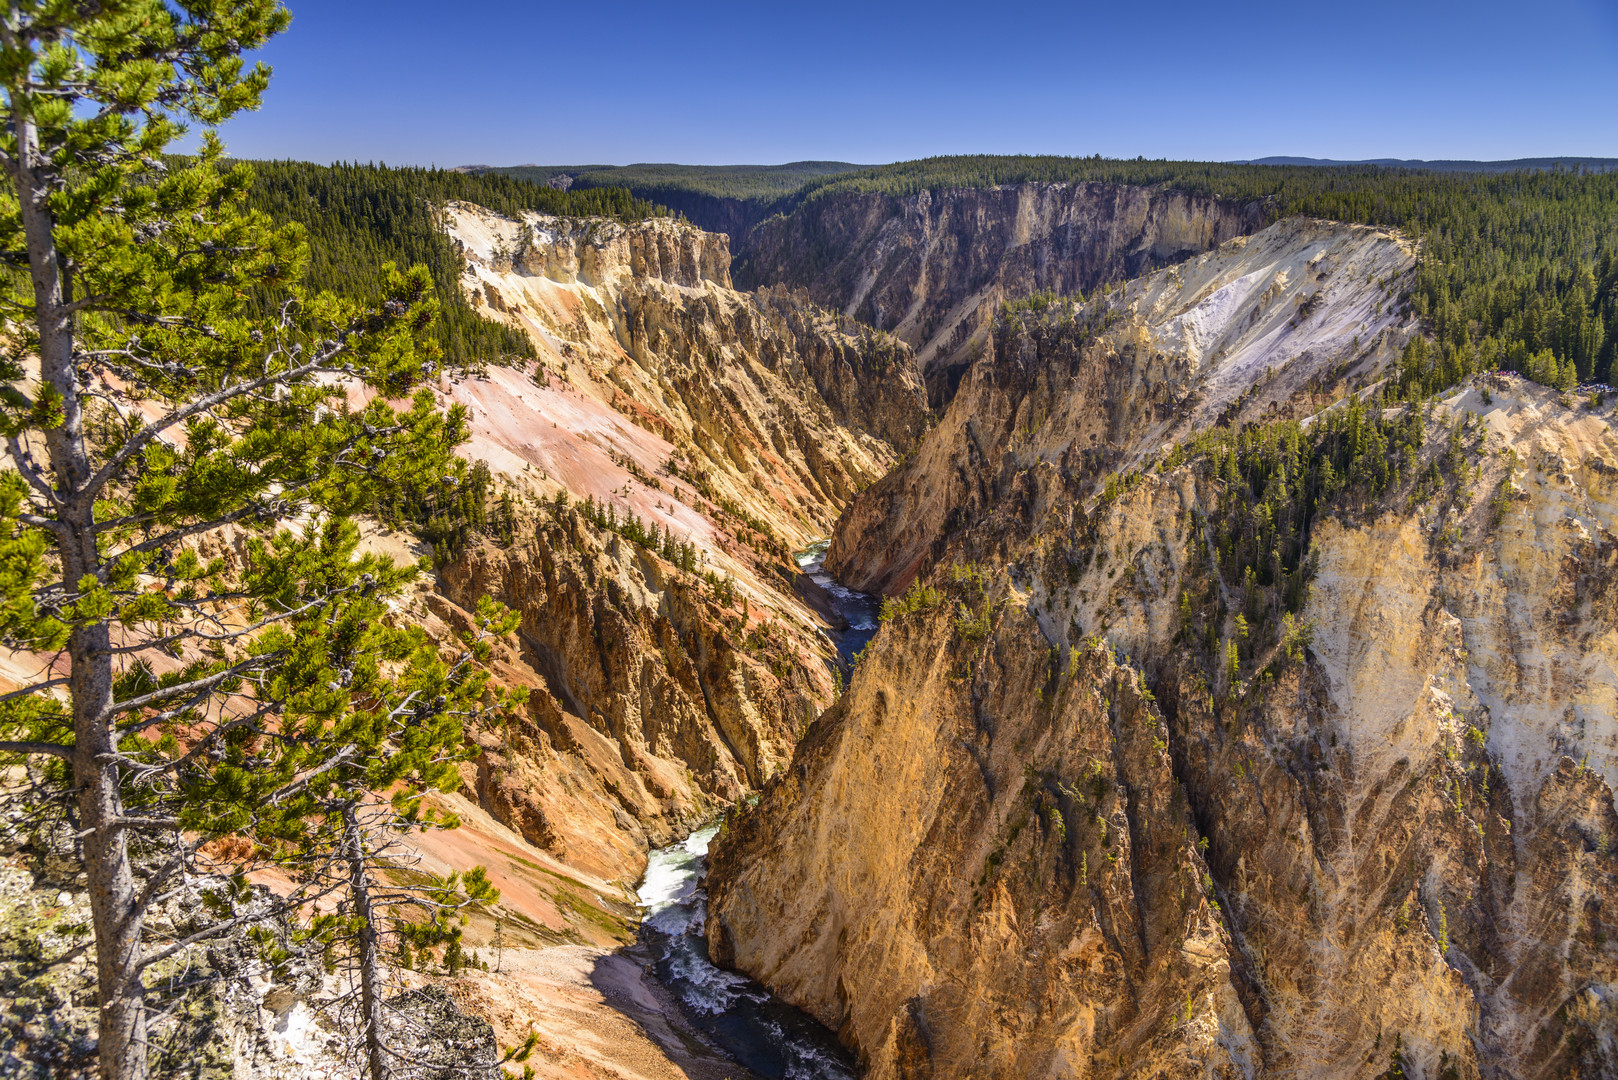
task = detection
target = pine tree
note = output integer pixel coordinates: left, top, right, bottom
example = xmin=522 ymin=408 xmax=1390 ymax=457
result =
xmin=0 ymin=6 xmax=512 ymax=1079
xmin=238 ymin=590 xmax=514 ymax=1080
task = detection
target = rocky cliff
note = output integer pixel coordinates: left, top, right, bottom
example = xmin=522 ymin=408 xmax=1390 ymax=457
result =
xmin=735 ymin=182 xmax=1266 ymax=401
xmin=622 ymin=189 xmax=776 ymax=255
xmin=436 ymin=511 xmax=828 ymax=878
xmin=447 ymin=203 xmax=925 ymax=556
xmin=707 ymin=215 xmax=1618 ymax=1079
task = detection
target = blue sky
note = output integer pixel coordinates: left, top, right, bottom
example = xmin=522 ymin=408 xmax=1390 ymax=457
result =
xmin=213 ymin=0 xmax=1618 ymax=166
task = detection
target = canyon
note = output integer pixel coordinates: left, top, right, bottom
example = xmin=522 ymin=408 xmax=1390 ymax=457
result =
xmin=5 ymin=175 xmax=1614 ymax=1080
xmin=431 ymin=195 xmax=1618 ymax=1079
xmin=5 ymin=192 xmax=927 ymax=1079
xmin=431 ymin=201 xmax=928 ymax=885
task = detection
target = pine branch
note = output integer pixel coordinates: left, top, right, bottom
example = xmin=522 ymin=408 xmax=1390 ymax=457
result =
xmin=0 ymin=676 xmax=69 ymax=704
xmin=5 ymin=436 xmax=66 ymax=510
xmin=75 ymin=815 xmax=181 ymax=839
xmin=0 ymin=739 xmax=73 ymax=759
xmin=105 ymin=706 xmax=274 ymax=778
xmin=133 ymin=883 xmax=340 ymax=975
xmin=80 ymin=346 xmax=355 ymax=503
xmin=106 ymin=653 xmax=280 ymax=721
xmin=100 ymin=595 xmax=329 ymax=655
xmin=264 ymin=745 xmax=358 ymax=806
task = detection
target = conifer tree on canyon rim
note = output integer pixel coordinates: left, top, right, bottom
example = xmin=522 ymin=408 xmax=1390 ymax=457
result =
xmin=0 ymin=3 xmax=517 ymax=1078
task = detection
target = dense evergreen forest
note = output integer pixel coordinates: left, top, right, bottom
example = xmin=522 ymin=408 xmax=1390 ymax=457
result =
xmin=794 ymin=157 xmax=1618 ymax=390
xmin=1240 ymin=155 xmax=1618 ymax=172
xmin=238 ymin=160 xmax=667 ymax=369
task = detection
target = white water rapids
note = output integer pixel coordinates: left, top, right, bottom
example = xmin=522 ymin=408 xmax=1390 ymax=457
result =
xmin=636 ymin=829 xmax=855 ymax=1079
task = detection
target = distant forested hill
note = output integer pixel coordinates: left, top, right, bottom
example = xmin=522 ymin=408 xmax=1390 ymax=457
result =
xmin=471 ymin=161 xmax=865 ymax=201
xmin=239 ymin=160 xmax=667 ymax=369
xmin=465 ymin=162 xmax=866 ymax=248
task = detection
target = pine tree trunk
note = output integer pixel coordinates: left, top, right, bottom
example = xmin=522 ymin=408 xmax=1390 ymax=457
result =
xmin=345 ymin=804 xmax=389 ymax=1080
xmin=12 ymin=108 xmax=147 ymax=1080
xmin=75 ymin=618 xmax=145 ymax=1080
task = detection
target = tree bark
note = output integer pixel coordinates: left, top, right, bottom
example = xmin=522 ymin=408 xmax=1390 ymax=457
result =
xmin=345 ymin=804 xmax=389 ymax=1080
xmin=13 ymin=104 xmax=146 ymax=1080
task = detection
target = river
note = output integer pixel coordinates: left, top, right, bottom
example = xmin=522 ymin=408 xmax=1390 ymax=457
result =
xmin=630 ymin=542 xmax=876 ymax=1077
xmin=795 ymin=539 xmax=881 ymax=666
xmin=636 ymin=826 xmax=856 ymax=1079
